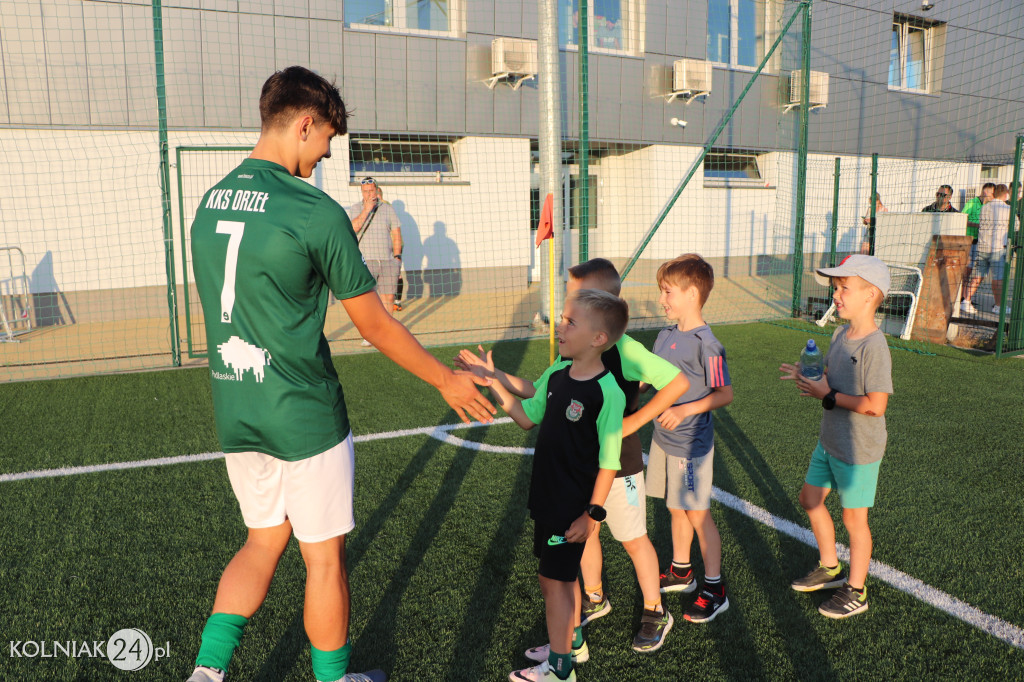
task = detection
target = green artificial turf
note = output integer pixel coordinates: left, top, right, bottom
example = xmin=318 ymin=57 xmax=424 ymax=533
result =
xmin=0 ymin=323 xmax=1021 ymax=681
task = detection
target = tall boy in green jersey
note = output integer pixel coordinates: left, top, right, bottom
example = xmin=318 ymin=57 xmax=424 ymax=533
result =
xmin=455 ymin=259 xmax=689 ymax=654
xmin=488 ymin=290 xmax=628 ymax=682
xmin=781 ymin=255 xmax=893 ymax=619
xmin=186 ymin=66 xmax=494 ymax=682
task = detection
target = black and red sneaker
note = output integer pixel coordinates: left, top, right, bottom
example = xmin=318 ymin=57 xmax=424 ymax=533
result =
xmin=684 ymin=583 xmax=729 ymax=623
xmin=659 ymin=566 xmax=697 ymax=594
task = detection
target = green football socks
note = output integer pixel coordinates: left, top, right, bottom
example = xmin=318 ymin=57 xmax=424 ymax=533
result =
xmin=571 ymin=626 xmax=585 ymax=649
xmin=311 ymin=642 xmax=352 ymax=682
xmin=548 ymin=649 xmax=573 ymax=680
xmin=195 ymin=613 xmax=248 ymax=672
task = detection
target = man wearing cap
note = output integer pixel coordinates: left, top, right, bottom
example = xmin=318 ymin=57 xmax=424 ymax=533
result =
xmin=347 ymin=177 xmax=403 ymax=338
xmin=780 ymin=254 xmax=893 ymax=620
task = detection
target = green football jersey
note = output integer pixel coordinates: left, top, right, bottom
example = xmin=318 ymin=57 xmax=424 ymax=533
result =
xmin=191 ymin=158 xmax=376 ymax=461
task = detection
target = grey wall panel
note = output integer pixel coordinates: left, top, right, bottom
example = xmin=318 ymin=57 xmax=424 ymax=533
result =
xmin=492 ymin=76 xmax=521 ymax=134
xmin=376 ymin=34 xmax=409 ymax=131
xmin=276 ymin=17 xmax=312 ymax=70
xmin=521 ymin=0 xmax=538 ymax=40
xmin=201 ymin=0 xmax=238 ymax=11
xmin=468 ymin=0 xmax=495 ymax=35
xmin=641 ymin=55 xmax=672 ymax=143
xmin=645 ymin=1 xmax=667 ymax=56
xmin=202 ymin=11 xmax=242 ymax=127
xmin=561 ymin=50 xmax=579 ymax=138
xmin=436 ymin=40 xmax=466 ymax=132
xmin=164 ymin=8 xmax=206 ymax=128
xmin=309 ymin=20 xmax=345 ymax=85
xmin=275 ymin=0 xmax=309 ymax=18
xmin=166 ymin=0 xmax=202 ymax=9
xmin=406 ymin=37 xmax=438 ymax=132
xmin=593 ymin=55 xmax=621 ymax=139
xmin=237 ymin=0 xmax=274 ymax=14
xmin=681 ymin=0 xmax=707 ymax=59
xmin=813 ymin=6 xmax=888 ymax=85
xmin=663 ymin=2 xmax=687 ymax=57
xmin=619 ymin=59 xmax=644 ymax=141
xmin=343 ymin=31 xmax=377 ymax=130
xmin=84 ymin=2 xmax=129 ymax=127
xmin=465 ymin=35 xmax=495 ymax=134
xmin=239 ymin=13 xmax=275 ymax=129
xmin=1 ymin=1 xmax=50 ymax=124
xmin=494 ymin=0 xmax=524 ymax=39
xmin=939 ymin=26 xmax=981 ymax=96
xmin=124 ymin=3 xmax=158 ymax=127
xmin=43 ymin=0 xmax=89 ymax=126
xmin=519 ymin=80 xmax=539 ymax=136
xmin=309 ymin=0 xmax=338 ymax=21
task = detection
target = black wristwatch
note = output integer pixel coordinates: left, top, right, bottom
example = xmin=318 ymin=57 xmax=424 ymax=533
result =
xmin=822 ymin=389 xmax=838 ymax=411
xmin=586 ymin=504 xmax=607 ymax=523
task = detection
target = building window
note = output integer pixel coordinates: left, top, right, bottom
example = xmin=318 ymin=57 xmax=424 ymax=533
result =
xmin=889 ymin=14 xmax=945 ymax=93
xmin=345 ymin=0 xmax=460 ymax=36
xmin=349 ymin=135 xmax=458 ymax=180
xmin=707 ymin=0 xmax=774 ymax=70
xmin=704 ymin=149 xmax=771 ymax=187
xmin=559 ymin=0 xmax=645 ymax=55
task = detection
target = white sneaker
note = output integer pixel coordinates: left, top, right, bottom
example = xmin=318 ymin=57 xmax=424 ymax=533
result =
xmin=318 ymin=671 xmax=386 ymax=682
xmin=360 ymin=339 xmax=372 ymax=347
xmin=187 ymin=667 xmax=225 ymax=682
xmin=509 ymin=660 xmax=576 ymax=682
xmin=960 ymin=300 xmax=978 ymax=315
xmin=524 ymin=640 xmax=589 ymax=664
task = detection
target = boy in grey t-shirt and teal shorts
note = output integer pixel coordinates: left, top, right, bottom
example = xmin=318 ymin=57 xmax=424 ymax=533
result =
xmin=780 ymin=255 xmax=894 ymax=619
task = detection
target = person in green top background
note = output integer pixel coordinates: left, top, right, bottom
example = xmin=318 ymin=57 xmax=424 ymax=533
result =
xmin=187 ymin=66 xmax=494 ymax=682
xmin=960 ymin=183 xmax=994 ymax=311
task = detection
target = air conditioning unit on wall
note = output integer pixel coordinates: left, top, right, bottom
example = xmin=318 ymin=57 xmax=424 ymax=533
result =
xmin=667 ymin=58 xmax=712 ymax=104
xmin=785 ymin=70 xmax=829 ymax=113
xmin=487 ymin=38 xmax=538 ymax=90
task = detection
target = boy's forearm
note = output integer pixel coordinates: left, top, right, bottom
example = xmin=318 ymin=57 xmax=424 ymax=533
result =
xmin=489 ymin=381 xmax=534 ymax=429
xmin=495 ymin=369 xmax=537 ymax=399
xmin=682 ymin=385 xmax=734 ymax=417
xmin=589 ymin=468 xmax=617 ymax=507
xmin=623 ymin=374 xmax=689 ymax=437
xmin=834 ymin=391 xmax=888 ymax=417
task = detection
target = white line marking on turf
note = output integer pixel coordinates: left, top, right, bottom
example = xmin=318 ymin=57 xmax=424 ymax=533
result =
xmin=3 ymin=419 xmax=1021 ymax=651
xmin=711 ymin=486 xmax=1024 ymax=651
xmin=0 ymin=418 xmax=518 ymax=483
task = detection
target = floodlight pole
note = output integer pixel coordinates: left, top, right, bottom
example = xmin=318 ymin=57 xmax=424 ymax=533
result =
xmin=539 ymin=0 xmax=563 ymax=357
xmin=578 ymin=0 xmax=590 ymax=260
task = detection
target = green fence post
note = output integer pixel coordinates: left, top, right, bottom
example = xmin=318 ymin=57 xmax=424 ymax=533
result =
xmin=152 ymin=0 xmax=180 ymax=366
xmin=578 ymin=0 xmax=589 ymax=261
xmin=869 ymin=152 xmax=878 ymax=255
xmin=830 ymin=157 xmax=840 ymax=268
xmin=790 ymin=1 xmax=812 ymax=317
xmin=997 ymin=134 xmax=1024 ymax=356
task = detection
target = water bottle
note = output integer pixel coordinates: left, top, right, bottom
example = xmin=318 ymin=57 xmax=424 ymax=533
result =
xmin=800 ymin=339 xmax=823 ymax=380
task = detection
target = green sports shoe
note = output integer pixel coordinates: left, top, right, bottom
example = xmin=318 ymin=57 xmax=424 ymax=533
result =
xmin=791 ymin=563 xmax=846 ymax=593
xmin=631 ymin=607 xmax=673 ymax=653
xmin=818 ymin=583 xmax=868 ymax=619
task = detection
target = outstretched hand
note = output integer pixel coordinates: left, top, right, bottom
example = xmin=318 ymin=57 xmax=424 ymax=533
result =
xmin=779 ymin=363 xmax=829 ymax=398
xmin=440 ymin=370 xmax=496 ymax=424
xmin=453 ymin=345 xmax=495 ymax=380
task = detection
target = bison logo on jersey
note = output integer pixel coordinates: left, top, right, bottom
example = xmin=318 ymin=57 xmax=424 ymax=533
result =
xmin=566 ymin=399 xmax=584 ymax=422
xmin=218 ymin=335 xmax=272 ymax=382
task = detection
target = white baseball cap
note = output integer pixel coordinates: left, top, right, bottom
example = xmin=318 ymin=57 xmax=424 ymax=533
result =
xmin=814 ymin=254 xmax=890 ymax=296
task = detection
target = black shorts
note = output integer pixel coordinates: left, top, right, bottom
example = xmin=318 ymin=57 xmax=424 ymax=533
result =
xmin=533 ymin=520 xmax=586 ymax=582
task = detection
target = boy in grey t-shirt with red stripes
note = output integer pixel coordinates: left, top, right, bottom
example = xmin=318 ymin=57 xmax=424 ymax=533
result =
xmin=780 ymin=254 xmax=894 ymax=619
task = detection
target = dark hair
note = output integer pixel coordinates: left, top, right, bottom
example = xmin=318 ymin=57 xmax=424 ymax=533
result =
xmin=259 ymin=66 xmax=349 ymax=135
xmin=657 ymin=254 xmax=715 ymax=306
xmin=982 ymin=182 xmax=996 ymax=191
xmin=569 ymin=289 xmax=629 ymax=348
xmin=940 ymin=184 xmax=954 ymax=195
xmin=568 ymin=258 xmax=622 ymax=296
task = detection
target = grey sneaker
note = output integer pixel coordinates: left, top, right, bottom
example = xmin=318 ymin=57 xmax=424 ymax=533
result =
xmin=580 ymin=593 xmax=611 ymax=625
xmin=318 ymin=672 xmax=387 ymax=682
xmin=791 ymin=563 xmax=846 ymax=592
xmin=659 ymin=566 xmax=697 ymax=594
xmin=524 ymin=640 xmax=589 ymax=664
xmin=187 ymin=668 xmax=224 ymax=682
xmin=631 ymin=607 xmax=673 ymax=653
xmin=818 ymin=583 xmax=869 ymax=619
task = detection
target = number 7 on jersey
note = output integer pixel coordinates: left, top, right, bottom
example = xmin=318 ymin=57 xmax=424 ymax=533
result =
xmin=216 ymin=220 xmax=245 ymax=323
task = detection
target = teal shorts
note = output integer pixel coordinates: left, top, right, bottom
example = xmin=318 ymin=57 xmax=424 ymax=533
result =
xmin=804 ymin=442 xmax=881 ymax=509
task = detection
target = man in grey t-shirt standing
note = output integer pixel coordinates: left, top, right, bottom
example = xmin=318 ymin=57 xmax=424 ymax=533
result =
xmin=346 ymin=177 xmax=403 ymax=340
